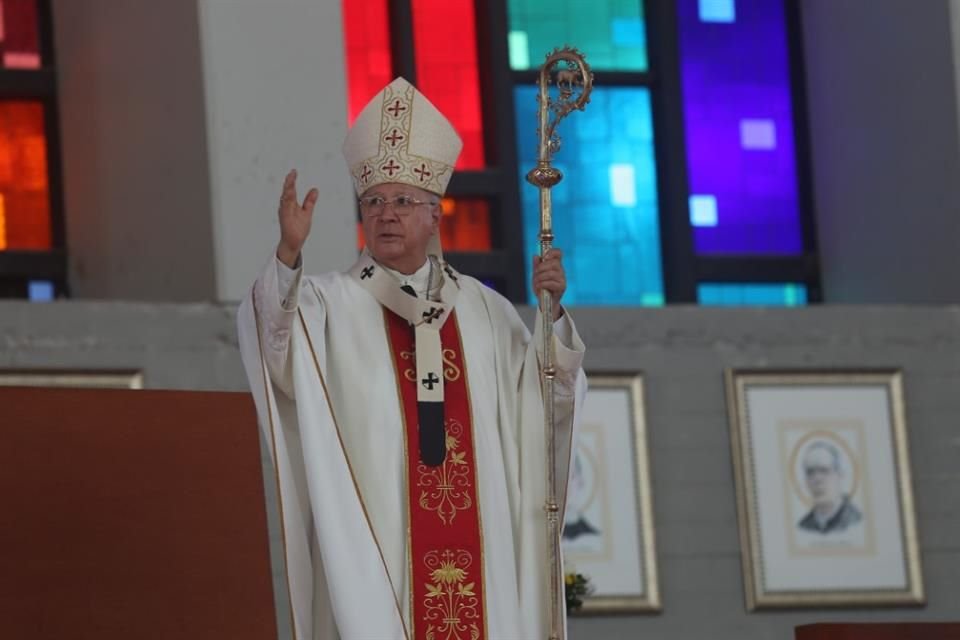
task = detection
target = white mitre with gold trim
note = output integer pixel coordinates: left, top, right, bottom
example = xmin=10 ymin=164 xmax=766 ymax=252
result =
xmin=342 ymin=77 xmax=463 ymax=197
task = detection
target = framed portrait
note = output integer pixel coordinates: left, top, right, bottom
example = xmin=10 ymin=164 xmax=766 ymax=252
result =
xmin=0 ymin=369 xmax=143 ymax=389
xmin=725 ymin=369 xmax=924 ymax=609
xmin=563 ymin=373 xmax=660 ymax=613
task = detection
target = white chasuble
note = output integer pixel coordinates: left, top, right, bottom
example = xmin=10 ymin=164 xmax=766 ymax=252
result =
xmin=237 ymin=254 xmax=587 ymax=640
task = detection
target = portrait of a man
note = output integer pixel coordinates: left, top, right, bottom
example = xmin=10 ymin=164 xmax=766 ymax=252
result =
xmin=796 ymin=440 xmax=863 ymax=534
xmin=563 ymin=450 xmax=602 ymax=541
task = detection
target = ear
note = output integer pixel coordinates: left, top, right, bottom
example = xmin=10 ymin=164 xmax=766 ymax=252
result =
xmin=430 ymin=204 xmax=441 ymax=233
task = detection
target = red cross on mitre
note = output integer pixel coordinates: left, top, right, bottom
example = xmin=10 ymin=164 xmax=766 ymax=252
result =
xmin=381 ymin=158 xmax=402 ymax=176
xmin=413 ymin=163 xmax=432 ymax=182
xmin=386 ymin=99 xmax=407 ymax=118
xmin=384 ymin=128 xmax=405 ymax=147
xmin=360 ymin=165 xmax=373 ymax=182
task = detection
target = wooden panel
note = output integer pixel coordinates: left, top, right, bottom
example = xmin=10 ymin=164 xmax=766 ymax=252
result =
xmin=0 ymin=387 xmax=277 ymax=640
xmin=796 ymin=623 xmax=960 ymax=640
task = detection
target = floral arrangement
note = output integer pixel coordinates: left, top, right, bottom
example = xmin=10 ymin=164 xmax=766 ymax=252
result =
xmin=564 ymin=572 xmax=592 ymax=613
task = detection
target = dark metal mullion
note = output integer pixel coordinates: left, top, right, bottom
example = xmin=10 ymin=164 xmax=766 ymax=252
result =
xmin=0 ymin=70 xmax=55 ymax=97
xmin=695 ymin=255 xmax=819 ymax=283
xmin=456 ymin=0 xmax=524 ymax=301
xmin=475 ymin=0 xmax=527 ymax=302
xmin=785 ymin=0 xmax=823 ymax=303
xmin=511 ymin=69 xmax=653 ymax=87
xmin=444 ymin=250 xmax=509 ymax=279
xmin=445 ymin=170 xmax=505 ymax=197
xmin=388 ymin=0 xmax=417 ymax=83
xmin=34 ymin=0 xmax=67 ymax=296
xmin=0 ymin=250 xmax=66 ymax=278
xmin=37 ymin=0 xmax=56 ymax=68
xmin=41 ymin=92 xmax=67 ymax=292
xmin=646 ymin=0 xmax=697 ymax=302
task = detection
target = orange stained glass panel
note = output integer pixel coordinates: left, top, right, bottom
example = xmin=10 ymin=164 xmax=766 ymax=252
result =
xmin=440 ymin=198 xmax=490 ymax=252
xmin=0 ymin=0 xmax=42 ymax=69
xmin=411 ymin=0 xmax=486 ymax=169
xmin=0 ymin=100 xmax=50 ymax=250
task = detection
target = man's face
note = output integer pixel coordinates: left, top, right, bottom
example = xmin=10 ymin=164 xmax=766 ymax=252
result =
xmin=803 ymin=447 xmax=842 ymax=505
xmin=360 ymin=182 xmax=439 ymax=273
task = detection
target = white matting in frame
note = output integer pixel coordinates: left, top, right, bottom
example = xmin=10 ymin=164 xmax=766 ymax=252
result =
xmin=726 ymin=369 xmax=924 ymax=610
xmin=563 ymin=373 xmax=660 ymax=613
xmin=0 ymin=370 xmax=143 ymax=389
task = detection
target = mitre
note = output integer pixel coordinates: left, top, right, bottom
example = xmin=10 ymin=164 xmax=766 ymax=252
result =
xmin=342 ymin=77 xmax=463 ymax=197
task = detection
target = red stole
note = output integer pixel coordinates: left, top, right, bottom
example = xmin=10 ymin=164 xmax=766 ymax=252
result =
xmin=385 ymin=309 xmax=487 ymax=640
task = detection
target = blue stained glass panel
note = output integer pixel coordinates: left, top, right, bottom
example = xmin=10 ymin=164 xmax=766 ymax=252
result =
xmin=514 ymin=86 xmax=663 ymax=306
xmin=28 ymin=279 xmax=53 ymax=302
xmin=698 ymin=282 xmax=807 ymax=306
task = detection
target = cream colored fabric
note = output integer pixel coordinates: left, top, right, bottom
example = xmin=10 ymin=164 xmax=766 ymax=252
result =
xmin=237 ymin=253 xmax=587 ymax=639
xmin=341 ymin=77 xmax=463 ymax=197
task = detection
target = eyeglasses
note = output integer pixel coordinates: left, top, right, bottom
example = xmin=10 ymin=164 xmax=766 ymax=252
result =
xmin=358 ymin=194 xmax=438 ymax=218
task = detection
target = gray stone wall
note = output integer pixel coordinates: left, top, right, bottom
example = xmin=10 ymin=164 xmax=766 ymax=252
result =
xmin=2 ymin=301 xmax=958 ymax=638
xmin=803 ymin=0 xmax=960 ymax=303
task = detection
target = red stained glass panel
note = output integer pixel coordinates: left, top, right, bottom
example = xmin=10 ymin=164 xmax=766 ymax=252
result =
xmin=0 ymin=100 xmax=50 ymax=250
xmin=341 ymin=0 xmax=393 ymax=124
xmin=0 ymin=0 xmax=41 ymax=69
xmin=411 ymin=0 xmax=486 ymax=169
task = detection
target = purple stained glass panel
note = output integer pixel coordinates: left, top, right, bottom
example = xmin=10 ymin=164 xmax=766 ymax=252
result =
xmin=678 ymin=0 xmax=803 ymax=255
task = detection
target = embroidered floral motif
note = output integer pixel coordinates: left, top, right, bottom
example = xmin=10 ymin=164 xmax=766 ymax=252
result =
xmin=422 ymin=549 xmax=481 ymax=640
xmin=418 ymin=420 xmax=472 ymax=525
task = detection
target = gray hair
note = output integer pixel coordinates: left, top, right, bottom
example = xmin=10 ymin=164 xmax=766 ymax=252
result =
xmin=804 ymin=440 xmax=844 ymax=474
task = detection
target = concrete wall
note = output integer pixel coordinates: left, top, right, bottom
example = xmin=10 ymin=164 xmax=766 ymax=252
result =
xmin=51 ymin=0 xmax=356 ymax=303
xmin=196 ymin=0 xmax=356 ymax=303
xmin=52 ymin=0 xmax=217 ymax=302
xmin=2 ymin=301 xmax=958 ymax=639
xmin=803 ymin=0 xmax=960 ymax=303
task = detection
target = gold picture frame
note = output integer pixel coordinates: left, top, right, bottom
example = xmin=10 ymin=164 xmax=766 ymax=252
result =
xmin=0 ymin=369 xmax=144 ymax=389
xmin=564 ymin=373 xmax=661 ymax=614
xmin=726 ymin=369 xmax=924 ymax=610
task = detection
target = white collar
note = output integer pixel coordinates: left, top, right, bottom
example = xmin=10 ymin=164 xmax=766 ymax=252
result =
xmin=383 ymin=259 xmax=431 ymax=296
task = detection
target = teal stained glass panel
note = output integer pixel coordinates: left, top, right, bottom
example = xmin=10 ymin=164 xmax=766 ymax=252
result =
xmin=508 ymin=0 xmax=648 ymax=71
xmin=698 ymin=283 xmax=808 ymax=306
xmin=514 ymin=86 xmax=663 ymax=306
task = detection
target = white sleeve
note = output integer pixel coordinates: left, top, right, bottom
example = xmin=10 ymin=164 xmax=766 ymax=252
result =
xmin=253 ymin=253 xmax=304 ymax=396
xmin=534 ymin=307 xmax=585 ymax=399
xmin=276 ymin=254 xmax=303 ymax=311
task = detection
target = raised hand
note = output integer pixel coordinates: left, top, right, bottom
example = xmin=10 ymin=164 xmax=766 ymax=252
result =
xmin=532 ymin=248 xmax=567 ymax=321
xmin=276 ymin=169 xmax=319 ymax=268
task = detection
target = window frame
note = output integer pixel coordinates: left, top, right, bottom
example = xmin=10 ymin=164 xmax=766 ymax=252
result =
xmin=370 ymin=0 xmax=821 ymax=304
xmin=0 ymin=0 xmax=67 ymax=298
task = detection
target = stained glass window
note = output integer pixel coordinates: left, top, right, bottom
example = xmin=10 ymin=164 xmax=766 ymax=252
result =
xmin=0 ymin=0 xmax=41 ymax=70
xmin=514 ymin=86 xmax=662 ymax=305
xmin=0 ymin=100 xmax=50 ymax=251
xmin=698 ymin=282 xmax=807 ymax=306
xmin=338 ymin=0 xmax=814 ymax=303
xmin=678 ymin=0 xmax=802 ymax=255
xmin=342 ymin=0 xmax=392 ymax=124
xmin=439 ymin=198 xmax=491 ymax=252
xmin=508 ymin=0 xmax=648 ymax=71
xmin=411 ymin=0 xmax=486 ymax=169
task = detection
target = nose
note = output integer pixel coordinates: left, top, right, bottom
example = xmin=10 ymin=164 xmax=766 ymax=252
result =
xmin=378 ymin=201 xmax=402 ymax=220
